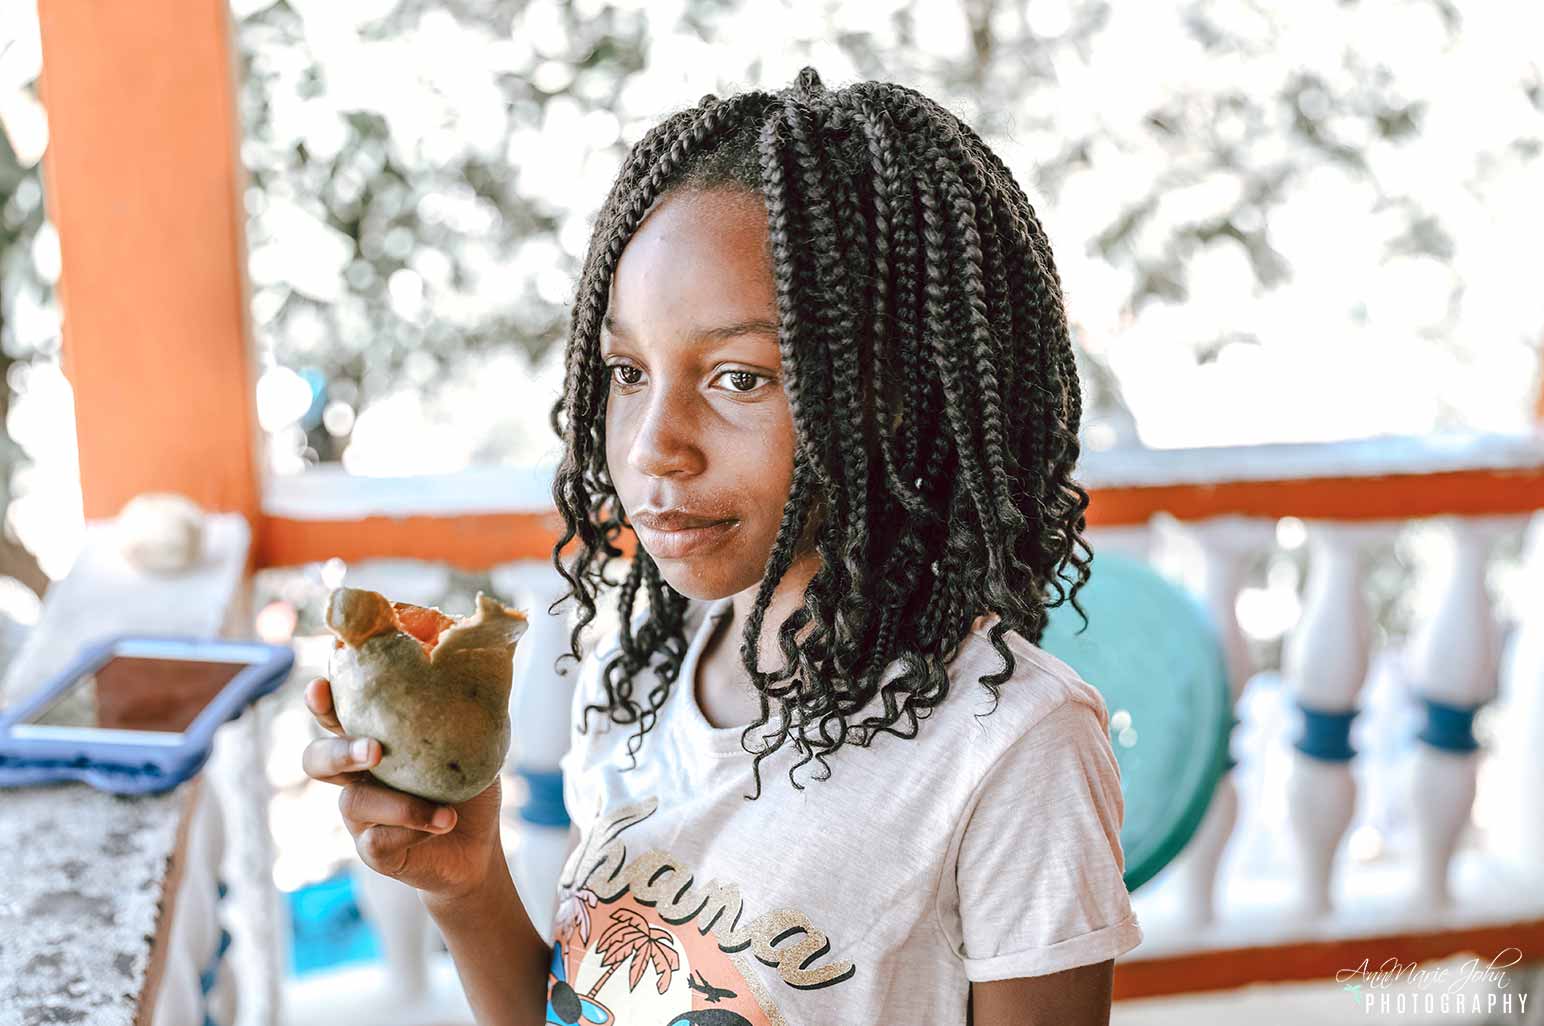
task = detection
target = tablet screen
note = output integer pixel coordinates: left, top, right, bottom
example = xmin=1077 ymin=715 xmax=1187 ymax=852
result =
xmin=18 ymin=656 xmax=248 ymax=735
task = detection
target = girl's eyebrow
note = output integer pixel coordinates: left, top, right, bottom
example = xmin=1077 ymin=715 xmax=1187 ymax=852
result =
xmin=602 ymin=314 xmax=780 ymax=346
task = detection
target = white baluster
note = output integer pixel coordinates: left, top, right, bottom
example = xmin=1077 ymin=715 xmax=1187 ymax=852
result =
xmin=1282 ymin=520 xmax=1380 ymax=919
xmin=151 ymin=947 xmax=203 ymax=1026
xmin=206 ymin=955 xmax=239 ymax=1026
xmin=185 ymin=780 xmax=226 ymax=968
xmin=154 ymin=785 xmax=223 ymax=1026
xmin=491 ymin=557 xmax=579 ymax=947
xmin=189 ymin=781 xmax=236 ymax=1026
xmin=1493 ymin=510 xmax=1544 ymax=873
xmin=351 ymin=865 xmax=432 ymax=1002
xmin=1402 ymin=514 xmax=1513 ymax=909
xmin=1153 ymin=513 xmax=1274 ymax=926
xmin=203 ymin=700 xmax=282 ymax=1026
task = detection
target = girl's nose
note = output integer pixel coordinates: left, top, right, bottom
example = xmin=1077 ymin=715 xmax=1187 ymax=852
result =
xmin=627 ymin=388 xmax=706 ymax=479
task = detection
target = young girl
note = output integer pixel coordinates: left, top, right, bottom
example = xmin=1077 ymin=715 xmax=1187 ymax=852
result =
xmin=304 ymin=66 xmax=1141 ymax=1025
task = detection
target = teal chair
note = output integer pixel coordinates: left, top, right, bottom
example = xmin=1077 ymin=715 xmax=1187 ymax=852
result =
xmin=1039 ymin=549 xmax=1234 ymax=892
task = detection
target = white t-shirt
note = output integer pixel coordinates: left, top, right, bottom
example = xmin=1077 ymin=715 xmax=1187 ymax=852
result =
xmin=548 ymin=595 xmax=1142 ymax=1023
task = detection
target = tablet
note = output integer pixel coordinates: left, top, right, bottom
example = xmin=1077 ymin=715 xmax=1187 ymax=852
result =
xmin=0 ymin=635 xmax=294 ymax=794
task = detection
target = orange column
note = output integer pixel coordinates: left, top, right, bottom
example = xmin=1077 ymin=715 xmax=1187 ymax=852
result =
xmin=36 ymin=0 xmax=262 ymax=533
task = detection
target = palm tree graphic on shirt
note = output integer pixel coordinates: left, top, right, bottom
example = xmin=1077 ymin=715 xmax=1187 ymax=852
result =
xmin=590 ymin=907 xmax=681 ymax=996
xmin=547 ymin=795 xmax=848 ymax=1022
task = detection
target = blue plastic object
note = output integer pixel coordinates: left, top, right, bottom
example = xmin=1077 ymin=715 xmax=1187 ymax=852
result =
xmin=0 ymin=635 xmax=293 ymax=793
xmin=286 ymin=871 xmax=380 ymax=977
xmin=516 ymin=765 xmax=570 ymax=827
xmin=1037 ymin=550 xmax=1233 ymax=893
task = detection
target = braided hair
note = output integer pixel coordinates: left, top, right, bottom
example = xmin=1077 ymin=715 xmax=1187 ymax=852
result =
xmin=548 ymin=66 xmax=1092 ymax=801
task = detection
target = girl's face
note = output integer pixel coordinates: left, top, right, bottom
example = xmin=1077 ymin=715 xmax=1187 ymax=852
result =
xmin=602 ymin=187 xmax=798 ymax=601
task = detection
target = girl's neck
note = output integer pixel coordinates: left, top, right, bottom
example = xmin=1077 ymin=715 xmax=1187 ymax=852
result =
xmin=725 ymin=549 xmax=822 ymax=670
xmin=696 ymin=550 xmax=823 ymax=721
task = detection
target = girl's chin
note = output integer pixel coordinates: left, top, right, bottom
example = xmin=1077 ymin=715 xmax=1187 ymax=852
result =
xmin=653 ymin=568 xmax=738 ymax=603
xmin=650 ymin=557 xmax=760 ymax=605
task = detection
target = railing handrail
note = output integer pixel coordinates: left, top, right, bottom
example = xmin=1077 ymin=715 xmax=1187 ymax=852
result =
xmin=255 ymin=430 xmax=1544 ymax=570
xmin=1078 ymin=429 xmax=1544 ymax=489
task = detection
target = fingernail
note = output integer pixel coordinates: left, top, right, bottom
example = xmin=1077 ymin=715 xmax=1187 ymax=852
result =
xmin=431 ymin=808 xmax=455 ymax=830
xmin=351 ymin=739 xmax=372 ymax=763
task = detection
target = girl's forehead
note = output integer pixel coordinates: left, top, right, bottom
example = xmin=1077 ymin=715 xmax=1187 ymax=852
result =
xmin=608 ymin=193 xmax=777 ymax=331
xmin=623 ymin=189 xmax=769 ymax=258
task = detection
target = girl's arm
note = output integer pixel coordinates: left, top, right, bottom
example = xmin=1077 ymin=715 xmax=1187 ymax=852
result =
xmin=301 ymin=676 xmax=553 ymax=1025
xmin=421 ymin=843 xmax=552 ymax=1025
xmin=421 ymin=815 xmax=581 ymax=1025
xmin=970 ymin=960 xmax=1115 ymax=1025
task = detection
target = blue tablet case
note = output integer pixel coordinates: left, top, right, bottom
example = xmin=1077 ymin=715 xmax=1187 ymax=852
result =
xmin=0 ymin=635 xmax=293 ymax=794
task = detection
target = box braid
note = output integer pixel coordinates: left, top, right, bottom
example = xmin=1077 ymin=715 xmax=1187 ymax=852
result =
xmin=548 ymin=67 xmax=1092 ymax=800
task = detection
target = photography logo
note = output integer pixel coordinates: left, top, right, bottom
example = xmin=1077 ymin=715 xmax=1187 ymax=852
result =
xmin=1336 ymin=948 xmax=1529 ymax=1017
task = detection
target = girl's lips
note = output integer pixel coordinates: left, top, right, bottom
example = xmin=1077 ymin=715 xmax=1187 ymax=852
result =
xmin=635 ymin=518 xmax=740 ymax=559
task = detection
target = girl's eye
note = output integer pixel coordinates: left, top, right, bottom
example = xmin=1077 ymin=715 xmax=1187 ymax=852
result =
xmin=719 ymin=369 xmax=769 ymax=394
xmin=608 ymin=363 xmax=642 ymax=387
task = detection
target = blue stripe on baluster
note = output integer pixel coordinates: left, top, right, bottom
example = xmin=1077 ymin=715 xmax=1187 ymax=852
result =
xmin=1293 ymin=701 xmax=1359 ymax=761
xmin=200 ymin=880 xmax=233 ymax=1024
xmin=1416 ymin=695 xmax=1480 ymax=753
xmin=200 ymin=926 xmax=232 ymax=994
xmin=515 ymin=766 xmax=570 ymax=827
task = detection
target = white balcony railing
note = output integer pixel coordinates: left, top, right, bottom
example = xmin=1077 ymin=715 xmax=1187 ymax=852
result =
xmin=260 ymin=429 xmax=1544 ymax=1008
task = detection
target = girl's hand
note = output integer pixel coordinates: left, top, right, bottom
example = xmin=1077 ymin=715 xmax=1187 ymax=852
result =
xmin=301 ymin=676 xmax=505 ymax=903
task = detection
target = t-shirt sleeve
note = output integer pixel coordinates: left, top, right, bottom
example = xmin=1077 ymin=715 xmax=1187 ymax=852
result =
xmin=949 ymin=693 xmax=1144 ymax=981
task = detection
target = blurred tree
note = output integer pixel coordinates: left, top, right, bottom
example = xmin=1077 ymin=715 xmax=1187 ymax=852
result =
xmin=0 ymin=0 xmax=1532 ymax=685
xmin=0 ymin=47 xmax=52 ymax=598
xmin=3 ymin=0 xmax=1541 ymax=563
xmin=235 ymin=0 xmax=1544 ymax=464
xmin=234 ymin=0 xmax=657 ymax=467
